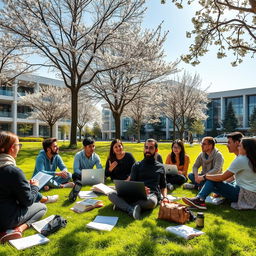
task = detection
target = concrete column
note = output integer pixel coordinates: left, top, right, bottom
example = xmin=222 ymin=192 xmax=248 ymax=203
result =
xmin=220 ymin=97 xmax=225 ymax=126
xmin=12 ymin=81 xmax=18 ymax=134
xmin=34 ymin=121 xmax=39 ymax=137
xmin=52 ymin=123 xmax=58 ymax=138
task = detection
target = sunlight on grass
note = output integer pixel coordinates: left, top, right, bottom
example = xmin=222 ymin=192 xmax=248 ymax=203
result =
xmin=1 ymin=141 xmax=255 ymax=256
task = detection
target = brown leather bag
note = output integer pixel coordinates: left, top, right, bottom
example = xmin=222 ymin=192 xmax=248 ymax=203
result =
xmin=158 ymin=201 xmax=190 ymax=224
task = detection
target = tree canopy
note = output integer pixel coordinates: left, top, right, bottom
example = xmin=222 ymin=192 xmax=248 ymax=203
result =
xmin=162 ymin=0 xmax=256 ymax=66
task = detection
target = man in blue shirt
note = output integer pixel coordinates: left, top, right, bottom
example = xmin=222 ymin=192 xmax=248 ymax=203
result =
xmin=72 ymin=138 xmax=102 ymax=182
xmin=33 ymin=138 xmax=73 ymax=189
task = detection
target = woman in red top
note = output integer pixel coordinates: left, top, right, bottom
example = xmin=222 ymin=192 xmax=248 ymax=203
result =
xmin=165 ymin=140 xmax=190 ymax=187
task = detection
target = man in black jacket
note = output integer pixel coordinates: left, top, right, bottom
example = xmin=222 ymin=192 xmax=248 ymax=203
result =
xmin=108 ymin=138 xmax=168 ymax=220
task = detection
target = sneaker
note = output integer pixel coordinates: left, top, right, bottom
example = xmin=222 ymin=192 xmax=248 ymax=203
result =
xmin=167 ymin=183 xmax=174 ymax=191
xmin=183 ymin=183 xmax=195 ymax=189
xmin=131 ymin=205 xmax=141 ymax=220
xmin=62 ymin=182 xmax=75 ymax=188
xmin=182 ymin=197 xmax=207 ymax=210
xmin=0 ymin=228 xmax=22 ymax=244
xmin=45 ymin=195 xmax=59 ymax=204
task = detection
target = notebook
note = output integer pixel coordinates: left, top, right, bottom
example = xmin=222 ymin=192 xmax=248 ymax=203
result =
xmin=32 ymin=172 xmax=53 ymax=190
xmin=114 ymin=180 xmax=147 ymax=201
xmin=164 ymin=164 xmax=179 ymax=175
xmin=31 ymin=215 xmax=56 ymax=233
xmin=81 ymin=169 xmax=105 ymax=185
xmin=9 ymin=234 xmax=49 ymax=250
xmin=86 ymin=216 xmax=118 ymax=231
xmin=166 ymin=225 xmax=204 ymax=240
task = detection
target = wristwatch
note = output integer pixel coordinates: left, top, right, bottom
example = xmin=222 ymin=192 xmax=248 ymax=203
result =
xmin=203 ymin=174 xmax=207 ymax=181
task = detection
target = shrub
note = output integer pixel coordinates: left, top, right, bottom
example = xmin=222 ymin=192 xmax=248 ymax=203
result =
xmin=19 ymin=137 xmax=44 ymax=142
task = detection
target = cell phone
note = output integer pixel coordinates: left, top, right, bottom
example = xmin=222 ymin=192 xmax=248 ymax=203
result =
xmin=68 ymin=181 xmax=83 ymax=202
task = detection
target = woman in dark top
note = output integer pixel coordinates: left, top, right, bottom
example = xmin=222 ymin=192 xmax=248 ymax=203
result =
xmin=0 ymin=131 xmax=47 ymax=244
xmin=105 ymin=139 xmax=135 ymax=180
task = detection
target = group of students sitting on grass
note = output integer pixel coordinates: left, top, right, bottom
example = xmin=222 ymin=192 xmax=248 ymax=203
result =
xmin=0 ymin=131 xmax=256 ymax=244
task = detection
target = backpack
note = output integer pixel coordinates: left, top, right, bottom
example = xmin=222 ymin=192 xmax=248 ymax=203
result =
xmin=41 ymin=215 xmax=67 ymax=236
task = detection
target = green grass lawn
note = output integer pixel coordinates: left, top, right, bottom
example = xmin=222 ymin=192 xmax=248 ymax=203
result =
xmin=1 ymin=142 xmax=256 ymax=256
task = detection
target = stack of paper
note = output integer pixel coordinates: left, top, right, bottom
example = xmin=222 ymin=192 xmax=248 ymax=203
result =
xmin=91 ymin=183 xmax=115 ymax=195
xmin=166 ymin=225 xmax=204 ymax=240
xmin=71 ymin=198 xmax=103 ymax=213
xmin=9 ymin=234 xmax=49 ymax=250
xmin=86 ymin=216 xmax=118 ymax=231
xmin=78 ymin=191 xmax=98 ymax=199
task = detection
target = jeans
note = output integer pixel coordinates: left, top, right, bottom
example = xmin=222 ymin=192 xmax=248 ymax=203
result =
xmin=108 ymin=191 xmax=158 ymax=213
xmin=188 ymin=173 xmax=205 ymax=188
xmin=46 ymin=172 xmax=72 ymax=188
xmin=198 ymin=180 xmax=240 ymax=202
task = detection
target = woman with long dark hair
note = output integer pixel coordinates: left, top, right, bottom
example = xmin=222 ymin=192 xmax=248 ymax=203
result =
xmin=105 ymin=139 xmax=135 ymax=180
xmin=165 ymin=140 xmax=190 ymax=188
xmin=183 ymin=137 xmax=256 ymax=210
xmin=0 ymin=131 xmax=47 ymax=243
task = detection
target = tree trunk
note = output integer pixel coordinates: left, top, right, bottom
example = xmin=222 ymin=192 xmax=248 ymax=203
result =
xmin=79 ymin=127 xmax=82 ymax=141
xmin=113 ymin=112 xmax=121 ymax=139
xmin=49 ymin=124 xmax=53 ymax=138
xmin=70 ymin=88 xmax=78 ymax=148
xmin=137 ymin=121 xmax=141 ymax=143
xmin=173 ymin=119 xmax=176 ymax=141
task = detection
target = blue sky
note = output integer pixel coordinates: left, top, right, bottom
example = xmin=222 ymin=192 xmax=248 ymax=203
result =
xmin=143 ymin=0 xmax=256 ymax=92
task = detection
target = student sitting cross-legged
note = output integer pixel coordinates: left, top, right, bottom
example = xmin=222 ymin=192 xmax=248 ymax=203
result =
xmin=108 ymin=138 xmax=169 ymax=220
xmin=0 ymin=131 xmax=48 ymax=244
xmin=182 ymin=137 xmax=256 ymax=210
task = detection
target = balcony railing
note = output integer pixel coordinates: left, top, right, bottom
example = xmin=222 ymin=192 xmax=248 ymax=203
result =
xmin=0 ymin=89 xmax=13 ymax=96
xmin=17 ymin=113 xmax=31 ymax=118
xmin=0 ymin=111 xmax=12 ymax=117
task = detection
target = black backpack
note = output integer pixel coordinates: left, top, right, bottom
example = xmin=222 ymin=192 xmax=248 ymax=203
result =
xmin=41 ymin=215 xmax=67 ymax=236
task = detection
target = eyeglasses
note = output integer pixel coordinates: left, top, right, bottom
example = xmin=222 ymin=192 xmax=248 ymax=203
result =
xmin=201 ymin=143 xmax=209 ymax=146
xmin=14 ymin=143 xmax=22 ymax=149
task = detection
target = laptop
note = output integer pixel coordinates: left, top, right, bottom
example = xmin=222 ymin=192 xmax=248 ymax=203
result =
xmin=163 ymin=164 xmax=179 ymax=175
xmin=81 ymin=169 xmax=105 ymax=185
xmin=113 ymin=180 xmax=147 ymax=201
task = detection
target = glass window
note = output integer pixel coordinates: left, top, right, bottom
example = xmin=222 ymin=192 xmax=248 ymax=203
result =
xmin=0 ymin=86 xmax=13 ymax=96
xmin=17 ymin=105 xmax=32 ymax=118
xmin=0 ymin=123 xmax=11 ymax=131
xmin=0 ymin=104 xmax=12 ymax=117
xmin=39 ymin=125 xmax=50 ymax=137
xmin=17 ymin=86 xmax=34 ymax=96
xmin=17 ymin=123 xmax=33 ymax=136
xmin=248 ymin=95 xmax=256 ymax=125
xmin=206 ymin=98 xmax=221 ymax=129
xmin=225 ymin=97 xmax=243 ymax=127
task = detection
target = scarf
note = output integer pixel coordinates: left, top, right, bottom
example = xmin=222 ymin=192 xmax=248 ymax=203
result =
xmin=0 ymin=153 xmax=16 ymax=168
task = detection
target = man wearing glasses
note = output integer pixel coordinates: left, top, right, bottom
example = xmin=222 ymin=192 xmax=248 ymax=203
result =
xmin=185 ymin=136 xmax=224 ymax=190
xmin=108 ymin=138 xmax=168 ymax=220
xmin=32 ymin=138 xmax=73 ymax=189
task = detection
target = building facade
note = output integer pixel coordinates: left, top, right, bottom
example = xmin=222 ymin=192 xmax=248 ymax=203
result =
xmin=101 ymin=87 xmax=256 ymax=140
xmin=206 ymin=87 xmax=256 ymax=132
xmin=0 ymin=74 xmax=70 ymax=139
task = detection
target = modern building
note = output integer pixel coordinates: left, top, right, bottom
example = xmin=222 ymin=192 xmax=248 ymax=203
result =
xmin=101 ymin=87 xmax=256 ymax=140
xmin=206 ymin=87 xmax=256 ymax=132
xmin=0 ymin=74 xmax=70 ymax=139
